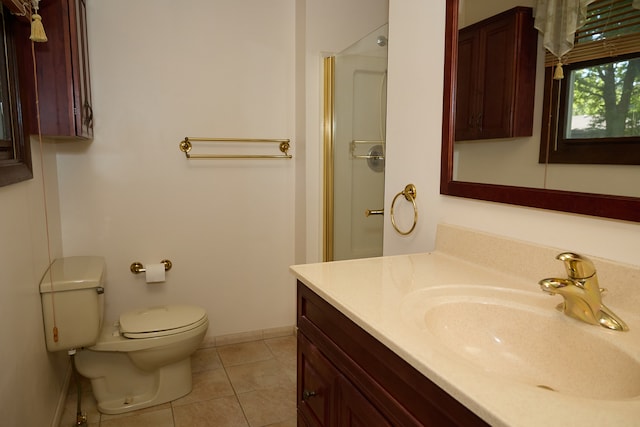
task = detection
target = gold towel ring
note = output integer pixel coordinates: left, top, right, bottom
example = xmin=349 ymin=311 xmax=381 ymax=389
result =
xmin=390 ymin=184 xmax=418 ymax=235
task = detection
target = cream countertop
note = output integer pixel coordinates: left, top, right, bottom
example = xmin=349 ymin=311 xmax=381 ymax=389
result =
xmin=289 ymin=225 xmax=640 ymax=427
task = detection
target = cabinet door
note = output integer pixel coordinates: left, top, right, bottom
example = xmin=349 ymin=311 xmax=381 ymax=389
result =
xmin=297 ymin=333 xmax=338 ymax=427
xmin=477 ymin=15 xmax=517 ymax=139
xmin=337 ymin=375 xmax=392 ymax=427
xmin=73 ymin=0 xmax=93 ymax=138
xmin=454 ymin=29 xmax=479 ymax=141
xmin=19 ymin=0 xmax=93 ymax=139
xmin=454 ymin=7 xmax=536 ymax=141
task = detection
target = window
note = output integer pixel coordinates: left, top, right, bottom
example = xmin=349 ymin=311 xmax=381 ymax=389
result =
xmin=540 ymin=0 xmax=640 ymax=165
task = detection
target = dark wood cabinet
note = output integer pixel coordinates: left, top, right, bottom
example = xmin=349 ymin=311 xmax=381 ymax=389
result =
xmin=455 ymin=7 xmax=537 ymax=141
xmin=297 ymin=281 xmax=489 ymax=427
xmin=298 ymin=332 xmax=392 ymax=427
xmin=298 ymin=332 xmax=339 ymax=427
xmin=18 ymin=0 xmax=93 ymax=139
xmin=337 ymin=374 xmax=392 ymax=427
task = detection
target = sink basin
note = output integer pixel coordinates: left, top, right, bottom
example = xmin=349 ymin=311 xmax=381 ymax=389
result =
xmin=401 ymin=285 xmax=640 ymax=400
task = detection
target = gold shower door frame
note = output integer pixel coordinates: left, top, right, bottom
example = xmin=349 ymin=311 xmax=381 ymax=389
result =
xmin=323 ymin=26 xmax=388 ymax=262
xmin=323 ymin=56 xmax=336 ymax=261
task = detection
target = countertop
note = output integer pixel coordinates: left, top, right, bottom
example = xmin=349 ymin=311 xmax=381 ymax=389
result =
xmin=289 ymin=226 xmax=640 ymax=427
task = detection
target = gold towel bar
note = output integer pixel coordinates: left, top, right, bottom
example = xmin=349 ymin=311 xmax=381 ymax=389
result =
xmin=179 ymin=137 xmax=292 ymax=159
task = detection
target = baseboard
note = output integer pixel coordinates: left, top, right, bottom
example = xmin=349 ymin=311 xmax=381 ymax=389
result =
xmin=51 ymin=359 xmax=72 ymax=427
xmin=200 ymin=325 xmax=296 ymax=348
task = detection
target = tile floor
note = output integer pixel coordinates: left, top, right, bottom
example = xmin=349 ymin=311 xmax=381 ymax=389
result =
xmin=59 ymin=336 xmax=297 ymax=427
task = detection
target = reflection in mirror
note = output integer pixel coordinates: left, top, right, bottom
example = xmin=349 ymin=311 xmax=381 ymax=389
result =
xmin=454 ymin=2 xmax=542 ymax=190
xmin=454 ymin=0 xmax=640 ymax=198
xmin=0 ymin=5 xmax=31 ymax=187
xmin=441 ymin=0 xmax=640 ymax=222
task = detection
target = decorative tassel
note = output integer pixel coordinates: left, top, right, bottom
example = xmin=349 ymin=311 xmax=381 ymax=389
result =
xmin=30 ymin=13 xmax=47 ymax=42
xmin=553 ymin=61 xmax=564 ymax=80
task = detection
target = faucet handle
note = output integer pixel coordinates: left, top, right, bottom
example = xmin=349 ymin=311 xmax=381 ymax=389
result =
xmin=556 ymin=252 xmax=596 ymax=279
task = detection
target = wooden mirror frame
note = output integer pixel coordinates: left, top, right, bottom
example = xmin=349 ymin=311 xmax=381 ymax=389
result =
xmin=440 ymin=0 xmax=640 ymax=223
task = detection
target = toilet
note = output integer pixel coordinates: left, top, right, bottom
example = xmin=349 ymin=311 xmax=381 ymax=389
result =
xmin=39 ymin=256 xmax=208 ymax=414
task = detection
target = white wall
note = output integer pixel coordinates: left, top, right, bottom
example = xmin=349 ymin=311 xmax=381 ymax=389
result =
xmin=383 ymin=0 xmax=640 ymax=268
xmin=57 ymin=0 xmax=298 ymax=339
xmin=58 ymin=0 xmax=388 ymax=340
xmin=383 ymin=0 xmax=446 ymax=255
xmin=0 ymin=138 xmax=65 ymax=426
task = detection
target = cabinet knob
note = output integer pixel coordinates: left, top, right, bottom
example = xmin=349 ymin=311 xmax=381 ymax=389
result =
xmin=302 ymin=390 xmax=317 ymax=400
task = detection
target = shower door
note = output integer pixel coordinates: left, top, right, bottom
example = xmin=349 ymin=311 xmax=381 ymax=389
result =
xmin=325 ymin=24 xmax=388 ymax=261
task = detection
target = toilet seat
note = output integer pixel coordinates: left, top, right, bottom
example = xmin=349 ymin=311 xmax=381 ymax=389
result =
xmin=119 ymin=305 xmax=207 ymax=339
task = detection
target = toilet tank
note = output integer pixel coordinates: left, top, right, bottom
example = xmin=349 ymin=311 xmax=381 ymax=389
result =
xmin=40 ymin=256 xmax=106 ymax=352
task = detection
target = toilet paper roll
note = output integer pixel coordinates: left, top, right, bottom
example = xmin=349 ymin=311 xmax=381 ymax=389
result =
xmin=145 ymin=263 xmax=166 ymax=283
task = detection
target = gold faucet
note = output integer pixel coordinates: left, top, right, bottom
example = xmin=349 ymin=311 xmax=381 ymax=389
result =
xmin=539 ymin=252 xmax=628 ymax=331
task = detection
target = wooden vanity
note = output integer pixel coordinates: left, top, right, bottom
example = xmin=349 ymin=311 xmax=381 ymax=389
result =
xmin=291 ymin=224 xmax=640 ymax=427
xmin=297 ymin=281 xmax=487 ymax=426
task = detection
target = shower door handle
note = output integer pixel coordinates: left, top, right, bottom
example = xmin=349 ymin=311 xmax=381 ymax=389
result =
xmin=365 ymin=209 xmax=384 ymax=217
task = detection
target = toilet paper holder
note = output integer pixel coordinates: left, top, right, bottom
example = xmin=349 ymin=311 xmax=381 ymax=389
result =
xmin=130 ymin=260 xmax=173 ymax=274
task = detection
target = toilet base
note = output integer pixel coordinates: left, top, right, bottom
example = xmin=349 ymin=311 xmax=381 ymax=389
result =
xmin=75 ymin=349 xmax=193 ymax=414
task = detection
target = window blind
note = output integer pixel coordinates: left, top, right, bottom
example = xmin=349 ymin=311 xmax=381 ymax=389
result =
xmin=545 ymin=0 xmax=640 ymax=66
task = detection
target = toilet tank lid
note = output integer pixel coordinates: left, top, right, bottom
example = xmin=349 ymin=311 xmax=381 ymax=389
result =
xmin=40 ymin=256 xmax=106 ymax=293
xmin=119 ymin=305 xmax=207 ymax=335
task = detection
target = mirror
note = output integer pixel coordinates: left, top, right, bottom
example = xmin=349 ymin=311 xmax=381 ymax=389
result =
xmin=441 ymin=0 xmax=640 ymax=223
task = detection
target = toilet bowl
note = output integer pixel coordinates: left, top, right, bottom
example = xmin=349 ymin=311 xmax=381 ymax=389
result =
xmin=75 ymin=305 xmax=208 ymax=414
xmin=39 ymin=257 xmax=209 ymax=414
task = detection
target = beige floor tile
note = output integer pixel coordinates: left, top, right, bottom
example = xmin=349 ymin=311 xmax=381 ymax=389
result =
xmin=265 ymin=336 xmax=296 ymax=361
xmin=99 ymin=403 xmax=172 ymax=422
xmin=237 ymin=385 xmax=296 ymax=427
xmin=172 ymin=368 xmax=235 ymax=407
xmin=192 ymin=347 xmax=224 ymax=373
xmin=226 ymin=358 xmax=296 ymax=394
xmin=173 ymin=395 xmax=249 ymax=427
xmin=62 ymin=337 xmax=298 ymax=426
xmin=265 ymin=336 xmax=297 ymax=379
xmin=264 ymin=417 xmax=297 ymax=427
xmin=100 ymin=407 xmax=174 ymax=427
xmin=217 ymin=341 xmax=274 ymax=367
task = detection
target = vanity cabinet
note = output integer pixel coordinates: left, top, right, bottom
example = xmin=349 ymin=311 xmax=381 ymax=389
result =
xmin=455 ymin=7 xmax=537 ymax=141
xmin=18 ymin=0 xmax=93 ymax=139
xmin=297 ymin=281 xmax=488 ymax=427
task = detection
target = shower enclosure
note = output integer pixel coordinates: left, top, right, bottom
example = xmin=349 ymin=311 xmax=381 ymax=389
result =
xmin=324 ymin=24 xmax=388 ymax=261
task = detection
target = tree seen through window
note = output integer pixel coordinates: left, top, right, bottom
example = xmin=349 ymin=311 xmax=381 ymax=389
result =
xmin=566 ymin=57 xmax=640 ymax=139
